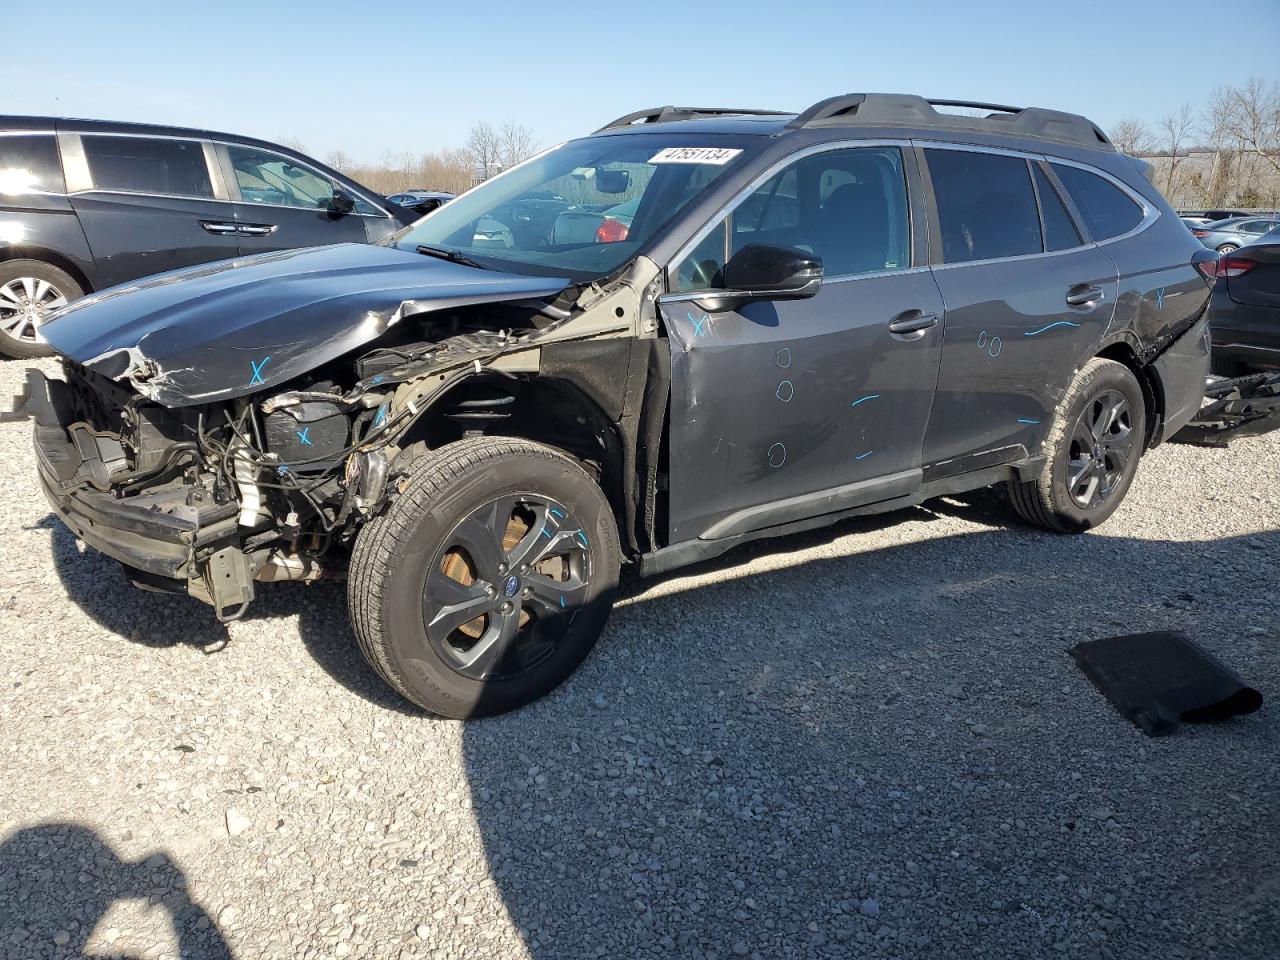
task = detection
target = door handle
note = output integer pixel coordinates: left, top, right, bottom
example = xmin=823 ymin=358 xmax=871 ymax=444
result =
xmin=1065 ymin=284 xmax=1104 ymax=307
xmin=200 ymin=221 xmax=240 ymax=235
xmin=888 ymin=310 xmax=939 ymax=335
xmin=238 ymin=224 xmax=276 ymax=237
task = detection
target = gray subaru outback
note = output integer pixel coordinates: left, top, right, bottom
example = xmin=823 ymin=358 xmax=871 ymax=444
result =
xmin=9 ymin=94 xmax=1213 ymax=717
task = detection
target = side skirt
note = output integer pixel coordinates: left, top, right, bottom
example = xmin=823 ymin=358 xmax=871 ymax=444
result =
xmin=637 ymin=456 xmax=1046 ymax=577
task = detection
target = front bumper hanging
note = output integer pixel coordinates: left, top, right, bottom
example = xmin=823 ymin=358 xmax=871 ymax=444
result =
xmin=1173 ymin=372 xmax=1280 ymax=447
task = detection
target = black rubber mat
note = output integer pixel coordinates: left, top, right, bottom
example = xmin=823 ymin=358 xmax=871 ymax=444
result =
xmin=1070 ymin=631 xmax=1262 ymax=737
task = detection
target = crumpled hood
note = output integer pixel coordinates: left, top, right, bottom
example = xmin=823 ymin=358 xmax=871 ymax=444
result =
xmin=41 ymin=243 xmax=569 ymax=407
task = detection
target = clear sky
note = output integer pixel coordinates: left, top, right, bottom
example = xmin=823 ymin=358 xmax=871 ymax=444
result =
xmin=5 ymin=0 xmax=1278 ymax=164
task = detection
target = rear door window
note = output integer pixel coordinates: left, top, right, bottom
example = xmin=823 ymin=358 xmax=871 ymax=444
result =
xmin=926 ymin=149 xmax=1042 ymax=263
xmin=1049 ymin=163 xmax=1144 ymax=241
xmin=82 ymin=135 xmax=213 ymax=198
xmin=0 ymin=134 xmax=64 ymax=194
xmin=1033 ymin=164 xmax=1082 ymax=252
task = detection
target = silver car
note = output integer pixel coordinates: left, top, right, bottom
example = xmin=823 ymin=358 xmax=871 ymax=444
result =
xmin=1191 ymin=216 xmax=1280 ymax=253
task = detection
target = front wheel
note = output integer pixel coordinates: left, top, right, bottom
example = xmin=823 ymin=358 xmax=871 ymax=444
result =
xmin=1008 ymin=358 xmax=1146 ymax=532
xmin=1216 ymin=243 xmax=1239 ymax=254
xmin=348 ymin=437 xmax=621 ymax=717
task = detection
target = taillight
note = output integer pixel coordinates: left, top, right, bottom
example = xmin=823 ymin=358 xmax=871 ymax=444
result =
xmin=1196 ymin=257 xmax=1257 ymax=280
xmin=1191 ymin=229 xmax=1209 ymax=238
xmin=595 ymin=217 xmax=629 ymax=243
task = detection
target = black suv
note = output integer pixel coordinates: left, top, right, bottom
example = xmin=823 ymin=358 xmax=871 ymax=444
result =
xmin=0 ymin=117 xmax=416 ymax=358
xmin=9 ymin=94 xmax=1213 ymax=717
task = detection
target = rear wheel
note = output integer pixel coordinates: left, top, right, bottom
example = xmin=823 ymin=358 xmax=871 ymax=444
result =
xmin=1008 ymin=358 xmax=1146 ymax=532
xmin=348 ymin=437 xmax=620 ymax=717
xmin=0 ymin=260 xmax=82 ymax=359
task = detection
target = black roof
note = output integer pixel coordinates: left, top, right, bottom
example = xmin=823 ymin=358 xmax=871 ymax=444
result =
xmin=596 ymin=93 xmax=1114 ymax=152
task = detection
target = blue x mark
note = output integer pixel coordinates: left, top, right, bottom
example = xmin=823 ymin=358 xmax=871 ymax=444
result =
xmin=249 ymin=356 xmax=271 ymax=385
xmin=687 ymin=310 xmax=708 ymax=337
xmin=296 ymin=427 xmax=312 ymax=446
xmin=1154 ymin=287 xmax=1166 ymax=310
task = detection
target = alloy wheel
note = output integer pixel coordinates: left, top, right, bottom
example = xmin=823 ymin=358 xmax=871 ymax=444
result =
xmin=0 ymin=277 xmax=68 ymax=344
xmin=423 ymin=494 xmax=592 ymax=681
xmin=1066 ymin=390 xmax=1135 ymax=509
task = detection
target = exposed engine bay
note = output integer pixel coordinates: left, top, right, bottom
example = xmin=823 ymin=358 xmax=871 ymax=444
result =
xmin=11 ymin=255 xmax=668 ymax=620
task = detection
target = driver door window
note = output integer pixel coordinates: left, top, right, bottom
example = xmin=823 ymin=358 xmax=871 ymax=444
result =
xmin=674 ymin=146 xmax=910 ymax=292
xmin=227 ymin=145 xmax=335 ymax=209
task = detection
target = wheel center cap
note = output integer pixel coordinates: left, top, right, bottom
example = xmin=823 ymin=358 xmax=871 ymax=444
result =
xmin=1092 ymin=443 xmax=1103 ymax=461
xmin=503 ymin=575 xmax=520 ymax=599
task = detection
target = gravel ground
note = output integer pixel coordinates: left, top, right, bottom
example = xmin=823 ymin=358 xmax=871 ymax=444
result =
xmin=0 ymin=355 xmax=1277 ymax=960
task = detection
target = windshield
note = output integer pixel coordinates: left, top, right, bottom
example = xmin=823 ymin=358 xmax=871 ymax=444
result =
xmin=393 ymin=134 xmax=757 ymax=281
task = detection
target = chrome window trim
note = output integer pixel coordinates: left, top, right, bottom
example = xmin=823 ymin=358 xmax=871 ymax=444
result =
xmin=667 ymin=138 xmax=917 ymax=288
xmin=0 ymin=129 xmax=56 ymax=137
xmin=1042 ymin=154 xmax=1160 ymax=247
xmin=218 ymin=140 xmax=392 ymax=219
xmin=72 ymin=131 xmax=224 ymax=202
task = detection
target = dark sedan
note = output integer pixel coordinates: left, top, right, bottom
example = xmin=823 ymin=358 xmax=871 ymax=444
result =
xmin=1204 ymin=230 xmax=1280 ymax=375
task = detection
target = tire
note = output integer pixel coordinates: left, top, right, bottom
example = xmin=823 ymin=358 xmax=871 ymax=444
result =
xmin=1008 ymin=358 xmax=1146 ymax=533
xmin=0 ymin=260 xmax=83 ymax=360
xmin=348 ymin=436 xmax=621 ymax=718
xmin=1216 ymin=243 xmax=1239 ymax=254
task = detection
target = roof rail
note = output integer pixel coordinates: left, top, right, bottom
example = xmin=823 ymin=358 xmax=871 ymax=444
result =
xmin=595 ymin=106 xmax=790 ymax=133
xmin=786 ymin=93 xmax=1113 ymax=151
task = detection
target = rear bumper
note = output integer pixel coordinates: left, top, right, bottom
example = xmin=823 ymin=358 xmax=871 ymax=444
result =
xmin=1152 ymin=313 xmax=1212 ymax=441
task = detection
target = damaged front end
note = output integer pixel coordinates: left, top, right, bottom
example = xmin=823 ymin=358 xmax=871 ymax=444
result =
xmin=7 ymin=248 xmax=658 ymax=621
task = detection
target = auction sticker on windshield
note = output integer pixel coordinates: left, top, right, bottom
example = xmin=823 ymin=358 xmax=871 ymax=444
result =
xmin=649 ymin=147 xmax=743 ymax=165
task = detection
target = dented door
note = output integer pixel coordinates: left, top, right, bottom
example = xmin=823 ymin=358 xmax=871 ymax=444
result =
xmin=660 ymin=269 xmax=944 ymax=543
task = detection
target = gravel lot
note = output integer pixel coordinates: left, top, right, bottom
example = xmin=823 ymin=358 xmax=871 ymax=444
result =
xmin=0 ymin=356 xmax=1277 ymax=960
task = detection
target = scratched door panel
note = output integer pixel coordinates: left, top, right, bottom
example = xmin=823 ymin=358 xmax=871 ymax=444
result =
xmin=663 ymin=270 xmax=945 ymax=543
xmin=922 ymin=246 xmax=1118 ymax=468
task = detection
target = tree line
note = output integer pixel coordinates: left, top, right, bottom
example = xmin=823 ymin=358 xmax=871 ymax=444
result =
xmin=1110 ymin=77 xmax=1280 ymax=209
xmin=281 ymin=120 xmax=540 ymax=197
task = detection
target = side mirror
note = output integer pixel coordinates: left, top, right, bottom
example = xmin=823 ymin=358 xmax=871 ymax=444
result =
xmin=328 ymin=189 xmax=356 ymax=217
xmin=691 ymin=243 xmax=823 ymax=311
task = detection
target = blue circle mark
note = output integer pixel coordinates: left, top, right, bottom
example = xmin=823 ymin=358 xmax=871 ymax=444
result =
xmin=767 ymin=442 xmax=787 ymax=468
xmin=988 ymin=336 xmax=1002 ymax=358
xmin=776 ymin=348 xmax=792 ymax=369
xmin=503 ymin=575 xmax=520 ymax=598
xmin=776 ymin=379 xmax=794 ymax=403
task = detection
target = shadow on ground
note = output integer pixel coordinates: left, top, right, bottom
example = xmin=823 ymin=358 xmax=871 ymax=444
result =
xmin=41 ymin=503 xmax=1280 ymax=958
xmin=0 ymin=823 xmax=232 ymax=959
xmin=453 ymin=524 xmax=1278 ymax=959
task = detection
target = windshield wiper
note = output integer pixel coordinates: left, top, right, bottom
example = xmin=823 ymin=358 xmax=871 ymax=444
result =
xmin=415 ymin=244 xmax=488 ymax=270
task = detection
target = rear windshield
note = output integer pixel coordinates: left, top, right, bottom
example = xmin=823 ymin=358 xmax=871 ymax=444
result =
xmin=393 ymin=134 xmax=758 ymax=281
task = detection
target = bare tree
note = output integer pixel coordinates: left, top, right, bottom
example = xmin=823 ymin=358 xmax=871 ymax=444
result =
xmin=325 ymin=149 xmax=354 ymax=173
xmin=466 ymin=122 xmax=502 ymax=181
xmin=1158 ymin=102 xmax=1196 ymax=199
xmin=497 ymin=121 xmax=538 ymax=168
xmin=278 ymin=136 xmax=309 ymax=154
xmin=1109 ymin=117 xmax=1154 ymax=156
xmin=1209 ymin=76 xmax=1280 ymax=178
